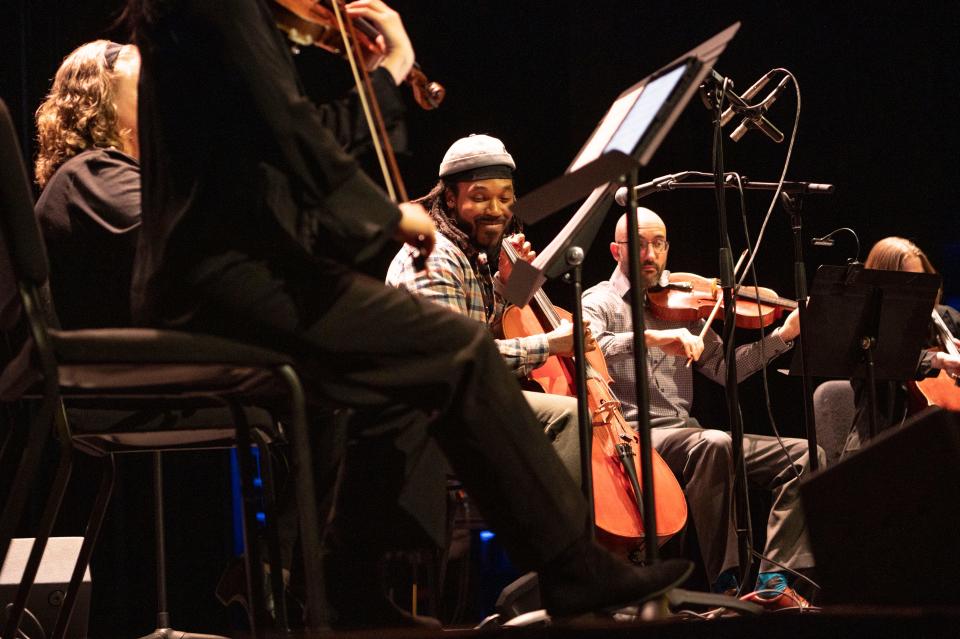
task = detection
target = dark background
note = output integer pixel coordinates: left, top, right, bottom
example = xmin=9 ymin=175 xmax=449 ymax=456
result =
xmin=2 ymin=0 xmax=958 ymax=635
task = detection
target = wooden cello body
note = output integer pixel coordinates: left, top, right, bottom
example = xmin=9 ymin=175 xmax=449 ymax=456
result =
xmin=499 ymin=250 xmax=687 ymax=560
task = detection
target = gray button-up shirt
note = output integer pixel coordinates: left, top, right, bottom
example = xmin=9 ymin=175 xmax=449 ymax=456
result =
xmin=582 ymin=268 xmax=793 ymax=425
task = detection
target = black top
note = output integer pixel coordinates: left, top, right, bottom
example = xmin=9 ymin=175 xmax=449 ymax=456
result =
xmin=35 ymin=148 xmax=141 ymax=328
xmin=132 ymin=0 xmax=404 ymax=324
xmin=849 ymin=304 xmax=960 ymax=448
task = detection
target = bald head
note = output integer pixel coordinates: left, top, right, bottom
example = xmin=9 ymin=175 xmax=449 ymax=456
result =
xmin=611 ymin=207 xmax=669 ymax=288
xmin=614 ymin=208 xmax=666 ymax=242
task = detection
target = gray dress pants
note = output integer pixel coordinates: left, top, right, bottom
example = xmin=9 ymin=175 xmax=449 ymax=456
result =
xmin=649 ymin=417 xmax=824 ymax=584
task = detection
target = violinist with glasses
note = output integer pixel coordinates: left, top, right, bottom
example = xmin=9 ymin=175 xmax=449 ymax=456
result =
xmin=583 ymin=207 xmax=824 ymax=609
xmin=124 ymin=0 xmax=692 ymax=630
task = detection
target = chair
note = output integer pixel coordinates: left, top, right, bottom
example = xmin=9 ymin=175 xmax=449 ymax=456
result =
xmin=812 ymin=380 xmax=856 ymax=466
xmin=0 ymin=98 xmax=329 ymax=638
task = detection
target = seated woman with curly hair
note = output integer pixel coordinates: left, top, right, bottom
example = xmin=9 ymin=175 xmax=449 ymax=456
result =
xmin=34 ymin=39 xmax=141 ymax=329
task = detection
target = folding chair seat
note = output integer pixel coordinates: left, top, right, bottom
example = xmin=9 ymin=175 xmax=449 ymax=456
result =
xmin=0 ymin=98 xmax=330 ymax=638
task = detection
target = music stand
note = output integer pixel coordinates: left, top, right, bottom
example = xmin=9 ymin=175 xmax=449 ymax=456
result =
xmin=502 ymin=23 xmax=740 ymax=565
xmin=789 ymin=264 xmax=940 ymax=439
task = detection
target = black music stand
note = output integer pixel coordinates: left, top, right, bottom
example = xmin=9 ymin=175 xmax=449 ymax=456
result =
xmin=503 ymin=23 xmax=740 ymax=566
xmin=789 ymin=265 xmax=940 ymax=439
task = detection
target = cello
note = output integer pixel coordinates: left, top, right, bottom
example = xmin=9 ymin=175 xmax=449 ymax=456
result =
xmin=499 ymin=242 xmax=687 ymax=561
xmin=911 ymin=309 xmax=960 ymax=412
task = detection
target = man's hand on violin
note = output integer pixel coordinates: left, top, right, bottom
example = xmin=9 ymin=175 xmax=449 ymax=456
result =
xmin=498 ymin=233 xmax=535 ymax=284
xmin=934 ymin=351 xmax=960 ymax=379
xmin=346 ymin=0 xmax=415 ymax=85
xmin=646 ymin=328 xmax=704 ymax=361
xmin=395 ymin=202 xmax=435 ymax=268
xmin=776 ymin=307 xmax=801 ymax=342
xmin=547 ymin=319 xmax=597 ymax=357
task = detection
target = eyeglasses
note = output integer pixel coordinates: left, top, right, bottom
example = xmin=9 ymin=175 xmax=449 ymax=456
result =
xmin=615 ymin=238 xmax=669 ymax=253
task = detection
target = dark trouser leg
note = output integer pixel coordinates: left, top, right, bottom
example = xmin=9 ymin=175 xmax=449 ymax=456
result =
xmin=742 ymin=434 xmax=825 ymax=573
xmin=174 ymin=261 xmax=587 ymax=570
xmin=650 ymin=425 xmax=737 ymax=584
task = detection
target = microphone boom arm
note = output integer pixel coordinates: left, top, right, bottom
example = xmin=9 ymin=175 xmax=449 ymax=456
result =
xmin=614 ymin=172 xmax=834 ymax=206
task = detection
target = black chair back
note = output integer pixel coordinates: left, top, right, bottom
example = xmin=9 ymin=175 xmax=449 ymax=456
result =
xmin=0 ymin=99 xmax=48 ymax=288
xmin=0 ymin=98 xmax=55 ymax=401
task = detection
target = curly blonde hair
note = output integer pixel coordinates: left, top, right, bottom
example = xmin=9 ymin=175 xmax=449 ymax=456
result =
xmin=34 ymin=40 xmax=127 ymax=188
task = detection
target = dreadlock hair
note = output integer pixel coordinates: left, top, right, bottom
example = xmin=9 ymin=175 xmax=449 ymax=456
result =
xmin=412 ymin=179 xmax=523 ymax=261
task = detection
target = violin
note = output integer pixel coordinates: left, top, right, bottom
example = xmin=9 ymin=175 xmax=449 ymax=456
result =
xmin=499 ymin=242 xmax=687 ymax=558
xmin=271 ymin=0 xmax=445 ymax=110
xmin=910 ymin=309 xmax=960 ymax=412
xmin=647 ymin=271 xmax=798 ymax=331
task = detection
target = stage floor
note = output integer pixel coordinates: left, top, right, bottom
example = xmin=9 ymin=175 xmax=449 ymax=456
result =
xmin=228 ymin=606 xmax=960 ymax=639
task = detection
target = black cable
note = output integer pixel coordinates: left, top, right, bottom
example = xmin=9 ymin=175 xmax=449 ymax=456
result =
xmin=3 ymin=603 xmax=45 ymax=639
xmin=732 ymin=173 xmax=803 ymax=484
xmin=712 ymin=78 xmax=755 ymax=598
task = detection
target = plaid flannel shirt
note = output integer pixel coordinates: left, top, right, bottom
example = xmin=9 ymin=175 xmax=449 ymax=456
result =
xmin=582 ymin=267 xmax=793 ymax=424
xmin=386 ymin=233 xmax=550 ymax=377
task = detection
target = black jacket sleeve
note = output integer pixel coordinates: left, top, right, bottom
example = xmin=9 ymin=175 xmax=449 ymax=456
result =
xmin=185 ymin=0 xmax=402 ymax=263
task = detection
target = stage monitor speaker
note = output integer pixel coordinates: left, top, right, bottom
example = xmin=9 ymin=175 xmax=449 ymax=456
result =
xmin=0 ymin=537 xmax=90 ymax=638
xmin=801 ymin=406 xmax=960 ymax=606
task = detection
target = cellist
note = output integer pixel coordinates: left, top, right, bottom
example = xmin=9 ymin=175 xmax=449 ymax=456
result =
xmin=387 ymin=134 xmax=588 ymax=483
xmin=388 ymin=134 xmax=705 ymax=484
xmin=126 ymin=0 xmax=693 ymax=629
xmin=582 ymin=207 xmax=824 ymax=609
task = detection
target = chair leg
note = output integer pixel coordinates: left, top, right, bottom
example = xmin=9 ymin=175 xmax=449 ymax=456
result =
xmin=0 ymin=396 xmax=57 ymax=569
xmin=275 ymin=365 xmax=330 ymax=630
xmin=251 ymin=429 xmax=289 ymax=631
xmin=229 ymin=403 xmax=269 ymax=637
xmin=1 ymin=436 xmax=73 ymax=639
xmin=50 ymin=454 xmax=116 ymax=639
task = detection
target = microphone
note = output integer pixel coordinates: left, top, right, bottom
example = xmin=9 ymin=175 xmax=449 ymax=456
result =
xmin=719 ymin=73 xmax=771 ymax=127
xmin=730 ymin=75 xmax=791 ymax=143
xmin=613 ymin=173 xmax=683 ymax=206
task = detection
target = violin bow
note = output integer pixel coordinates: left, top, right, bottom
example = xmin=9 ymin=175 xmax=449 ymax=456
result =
xmin=685 ymin=249 xmax=749 ymax=367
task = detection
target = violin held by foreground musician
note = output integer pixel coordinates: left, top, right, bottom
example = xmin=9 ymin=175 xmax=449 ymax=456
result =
xmin=582 ymin=207 xmax=825 ymax=610
xmin=125 ymin=0 xmax=691 ymax=629
xmin=842 ymin=236 xmax=960 ymax=457
xmin=271 ymin=0 xmax=445 ymax=109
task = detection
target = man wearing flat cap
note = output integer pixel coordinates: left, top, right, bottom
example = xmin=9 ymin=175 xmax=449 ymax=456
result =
xmin=387 ymin=134 xmax=587 ymax=482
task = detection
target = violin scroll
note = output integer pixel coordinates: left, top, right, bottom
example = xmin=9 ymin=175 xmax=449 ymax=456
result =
xmin=406 ymin=64 xmax=445 ymax=110
xmin=271 ymin=0 xmax=445 ymax=110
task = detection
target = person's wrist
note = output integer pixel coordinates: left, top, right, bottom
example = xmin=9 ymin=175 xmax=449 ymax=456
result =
xmin=382 ymin=49 xmax=414 ymax=85
xmin=776 ymin=326 xmax=797 ymax=343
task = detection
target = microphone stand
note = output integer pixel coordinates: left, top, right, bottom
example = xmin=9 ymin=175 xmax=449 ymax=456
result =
xmin=710 ymin=99 xmax=753 ymax=588
xmin=623 ymin=167 xmax=660 ymax=565
xmin=780 ymin=192 xmax=820 ymax=471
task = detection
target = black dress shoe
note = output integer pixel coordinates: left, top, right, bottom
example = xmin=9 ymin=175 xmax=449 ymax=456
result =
xmin=538 ymin=538 xmax=693 ymax=617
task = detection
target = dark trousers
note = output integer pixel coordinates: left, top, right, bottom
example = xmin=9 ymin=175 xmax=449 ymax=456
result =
xmin=162 ymin=254 xmax=587 ymax=569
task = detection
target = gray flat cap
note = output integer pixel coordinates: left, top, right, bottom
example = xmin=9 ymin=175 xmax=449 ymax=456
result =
xmin=439 ymin=134 xmax=516 ymax=180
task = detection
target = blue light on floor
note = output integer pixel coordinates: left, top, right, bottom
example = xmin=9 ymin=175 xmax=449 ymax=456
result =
xmin=479 ymin=530 xmax=495 ymax=542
